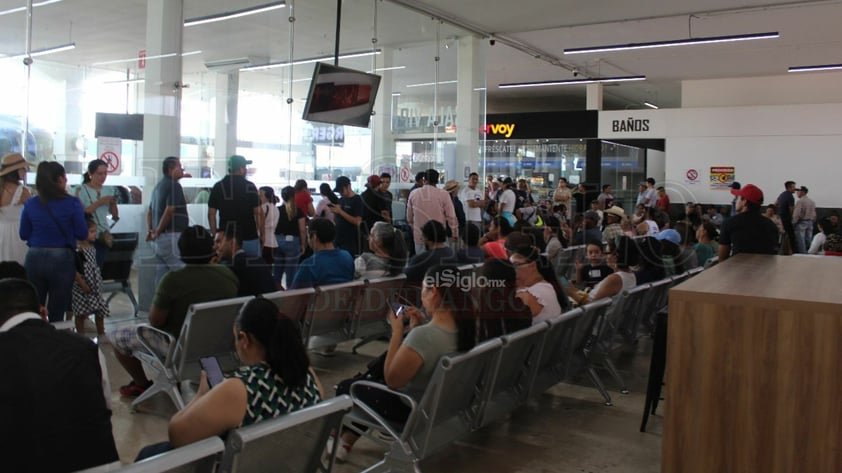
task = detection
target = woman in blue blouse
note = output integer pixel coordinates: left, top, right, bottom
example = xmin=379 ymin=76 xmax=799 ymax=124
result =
xmin=19 ymin=162 xmax=87 ymax=322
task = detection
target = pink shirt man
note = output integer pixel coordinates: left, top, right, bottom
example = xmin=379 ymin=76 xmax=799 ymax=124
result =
xmin=407 ymin=184 xmax=458 ymax=245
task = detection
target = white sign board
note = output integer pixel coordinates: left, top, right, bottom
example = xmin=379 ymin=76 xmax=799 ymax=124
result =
xmin=96 ymin=137 xmax=122 ymax=174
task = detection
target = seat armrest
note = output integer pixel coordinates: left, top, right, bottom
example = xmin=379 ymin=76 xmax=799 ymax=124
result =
xmin=135 ymin=324 xmax=176 ymax=362
xmin=349 ymin=380 xmax=417 ymax=451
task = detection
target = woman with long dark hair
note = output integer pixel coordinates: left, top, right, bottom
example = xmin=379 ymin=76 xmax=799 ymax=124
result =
xmin=274 ymin=186 xmax=306 ymax=287
xmin=259 ymin=186 xmax=280 ymax=265
xmin=159 ymin=298 xmax=323 ymax=450
xmin=474 ymin=258 xmax=532 ymax=340
xmin=331 ymin=264 xmax=478 ymax=461
xmin=505 ymin=232 xmax=565 ymax=324
xmin=314 ymin=182 xmax=339 ymax=221
xmin=354 ymin=221 xmax=408 ymax=278
xmin=19 ymin=162 xmax=87 ymax=322
xmin=76 ymin=159 xmax=119 ymax=267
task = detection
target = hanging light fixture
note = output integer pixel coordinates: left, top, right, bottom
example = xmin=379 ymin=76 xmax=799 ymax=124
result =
xmin=563 ymin=32 xmax=779 ymax=55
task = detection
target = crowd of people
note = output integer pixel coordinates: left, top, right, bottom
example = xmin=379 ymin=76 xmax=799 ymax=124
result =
xmin=4 ymin=150 xmax=842 ymax=470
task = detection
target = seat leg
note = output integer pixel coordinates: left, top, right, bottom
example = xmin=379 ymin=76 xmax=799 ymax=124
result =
xmin=604 ymin=358 xmax=629 ymax=394
xmin=586 ymin=366 xmax=612 ymax=406
xmin=124 ymin=282 xmax=139 ymax=317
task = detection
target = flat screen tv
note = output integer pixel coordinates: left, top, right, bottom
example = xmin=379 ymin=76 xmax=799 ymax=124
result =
xmin=302 ymin=63 xmax=381 ymax=128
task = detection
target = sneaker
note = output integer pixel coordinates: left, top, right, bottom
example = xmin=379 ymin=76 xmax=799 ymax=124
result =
xmin=119 ymin=381 xmax=150 ymax=397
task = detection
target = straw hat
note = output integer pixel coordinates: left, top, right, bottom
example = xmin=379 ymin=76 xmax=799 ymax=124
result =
xmin=0 ymin=153 xmax=35 ymax=177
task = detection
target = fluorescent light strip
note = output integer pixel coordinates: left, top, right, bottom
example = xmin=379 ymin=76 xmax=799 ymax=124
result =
xmin=6 ymin=42 xmax=75 ymax=60
xmin=92 ymin=50 xmax=202 ymax=66
xmin=499 ymin=75 xmax=646 ymax=89
xmin=372 ymin=66 xmax=406 ymax=72
xmin=240 ymin=50 xmax=380 ymax=72
xmin=184 ymin=1 xmax=285 ymax=27
xmin=391 ymin=92 xmax=401 ymax=96
xmin=643 ymin=101 xmax=659 ymax=109
xmin=788 ymin=63 xmax=842 ymax=73
xmin=103 ymin=78 xmax=145 ymax=85
xmin=406 ymin=80 xmax=458 ymax=88
xmin=0 ymin=0 xmax=62 ymax=17
xmin=564 ymin=32 xmax=779 ymax=55
xmin=474 ymin=87 xmax=487 ymax=91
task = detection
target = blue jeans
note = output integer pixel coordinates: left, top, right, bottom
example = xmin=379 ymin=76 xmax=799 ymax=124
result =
xmin=274 ymin=235 xmax=301 ymax=287
xmin=151 ymin=232 xmax=185 ymax=288
xmin=242 ymin=238 xmax=260 ymax=258
xmin=25 ymin=247 xmax=77 ymax=322
xmin=794 ymin=220 xmax=814 ymax=254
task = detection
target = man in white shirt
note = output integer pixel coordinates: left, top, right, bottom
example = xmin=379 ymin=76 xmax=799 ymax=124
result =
xmin=460 ymin=172 xmax=486 ymax=232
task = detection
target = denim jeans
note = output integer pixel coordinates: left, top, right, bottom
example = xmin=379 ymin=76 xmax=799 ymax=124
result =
xmin=794 ymin=220 xmax=814 ymax=254
xmin=151 ymin=232 xmax=185 ymax=288
xmin=242 ymin=238 xmax=260 ymax=258
xmin=25 ymin=247 xmax=77 ymax=322
xmin=274 ymin=235 xmax=301 ymax=287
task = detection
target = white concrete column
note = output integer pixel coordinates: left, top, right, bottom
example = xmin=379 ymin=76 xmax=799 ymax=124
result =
xmin=371 ymin=48 xmax=395 ymax=176
xmin=454 ymin=36 xmax=483 ymax=182
xmin=139 ymin=0 xmax=183 ymax=310
xmin=213 ymin=71 xmax=239 ymax=177
xmin=587 ymin=83 xmax=603 ymax=110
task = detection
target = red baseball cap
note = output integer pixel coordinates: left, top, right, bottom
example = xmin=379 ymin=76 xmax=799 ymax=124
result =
xmin=731 ymin=183 xmax=764 ymax=205
xmin=366 ymin=174 xmax=381 ymax=188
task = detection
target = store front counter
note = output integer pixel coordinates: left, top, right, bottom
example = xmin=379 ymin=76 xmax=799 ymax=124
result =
xmin=664 ymin=254 xmax=841 ymax=473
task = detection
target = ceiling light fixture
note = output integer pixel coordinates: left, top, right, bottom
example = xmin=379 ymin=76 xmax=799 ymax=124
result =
xmin=499 ymin=75 xmax=646 ymax=89
xmin=0 ymin=0 xmax=62 ymax=17
xmin=184 ymin=1 xmax=286 ymax=27
xmin=240 ymin=50 xmax=381 ymax=72
xmin=5 ymin=42 xmax=75 ymax=60
xmin=406 ymin=80 xmax=458 ymax=88
xmin=563 ymin=32 xmax=779 ymax=55
xmin=103 ymin=78 xmax=146 ymax=85
xmin=92 ymin=50 xmax=201 ymax=66
xmin=788 ymin=63 xmax=842 ymax=73
xmin=372 ymin=66 xmax=406 ymax=72
xmin=643 ymin=101 xmax=659 ymax=109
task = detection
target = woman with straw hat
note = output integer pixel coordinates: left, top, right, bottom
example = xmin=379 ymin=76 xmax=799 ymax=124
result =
xmin=0 ymin=153 xmax=35 ymax=265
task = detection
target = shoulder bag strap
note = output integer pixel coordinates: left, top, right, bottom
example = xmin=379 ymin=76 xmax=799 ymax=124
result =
xmin=43 ymin=200 xmax=74 ymax=248
xmin=82 ymin=185 xmax=106 ymax=230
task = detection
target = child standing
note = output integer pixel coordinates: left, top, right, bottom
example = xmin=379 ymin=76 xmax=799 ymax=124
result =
xmin=73 ymin=215 xmax=109 ymax=337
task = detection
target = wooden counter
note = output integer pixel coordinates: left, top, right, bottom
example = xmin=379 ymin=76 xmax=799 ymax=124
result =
xmin=662 ymin=254 xmax=842 ymax=473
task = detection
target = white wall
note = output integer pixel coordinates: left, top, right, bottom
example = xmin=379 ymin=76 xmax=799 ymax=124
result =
xmin=647 ymin=149 xmax=665 ymax=185
xmin=599 ymin=104 xmax=842 ymax=208
xmin=683 ymin=74 xmax=842 ymax=108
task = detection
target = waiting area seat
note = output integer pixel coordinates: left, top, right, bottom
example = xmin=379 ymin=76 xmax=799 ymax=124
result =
xmin=74 ymin=437 xmax=224 ymax=473
xmin=219 ymin=395 xmax=353 ymax=473
xmin=101 ymin=232 xmax=140 ymax=317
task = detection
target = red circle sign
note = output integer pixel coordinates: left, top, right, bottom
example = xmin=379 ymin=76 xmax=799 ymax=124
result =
xmin=686 ymin=169 xmax=698 ymax=181
xmin=100 ymin=151 xmax=120 ymax=173
xmin=400 ymin=167 xmax=410 ymax=182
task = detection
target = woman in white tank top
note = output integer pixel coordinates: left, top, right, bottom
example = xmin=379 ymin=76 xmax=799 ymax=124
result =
xmin=587 ymin=236 xmax=638 ymax=302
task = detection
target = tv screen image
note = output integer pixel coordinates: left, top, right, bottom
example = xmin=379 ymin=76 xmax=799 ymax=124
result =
xmin=302 ymin=63 xmax=381 ymax=128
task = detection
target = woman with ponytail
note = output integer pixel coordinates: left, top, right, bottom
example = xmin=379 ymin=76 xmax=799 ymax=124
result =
xmin=273 ymin=186 xmax=306 ymax=287
xmin=165 ymin=297 xmax=323 ymax=449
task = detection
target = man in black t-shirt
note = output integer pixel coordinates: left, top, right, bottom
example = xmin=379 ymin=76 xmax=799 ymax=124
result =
xmin=208 ymin=155 xmax=262 ymax=258
xmin=332 ymin=176 xmax=364 ymax=257
xmin=719 ymin=183 xmax=778 ymax=262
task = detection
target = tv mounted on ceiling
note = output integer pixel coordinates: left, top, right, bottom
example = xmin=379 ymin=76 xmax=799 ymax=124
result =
xmin=302 ymin=62 xmax=381 ymax=128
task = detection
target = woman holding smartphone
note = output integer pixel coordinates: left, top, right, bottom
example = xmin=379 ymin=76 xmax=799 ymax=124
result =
xmin=331 ymin=264 xmax=478 ymax=461
xmin=140 ymin=298 xmax=324 ymax=456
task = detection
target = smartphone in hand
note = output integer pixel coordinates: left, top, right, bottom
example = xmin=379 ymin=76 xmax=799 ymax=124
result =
xmin=199 ymin=356 xmax=225 ymax=388
xmin=392 ymin=304 xmax=405 ymax=318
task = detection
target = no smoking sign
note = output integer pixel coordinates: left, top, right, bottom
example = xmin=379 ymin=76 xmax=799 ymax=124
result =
xmin=686 ymin=169 xmax=699 ymax=183
xmin=100 ymin=151 xmax=120 ymax=173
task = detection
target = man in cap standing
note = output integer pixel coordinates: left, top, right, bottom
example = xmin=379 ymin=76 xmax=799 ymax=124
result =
xmin=208 ymin=155 xmax=262 ymax=258
xmin=719 ymin=184 xmax=778 ymax=262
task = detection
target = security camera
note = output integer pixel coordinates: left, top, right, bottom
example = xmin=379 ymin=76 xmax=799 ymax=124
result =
xmin=489 ymin=39 xmax=496 ymax=46
xmin=573 ymin=68 xmax=579 ymax=77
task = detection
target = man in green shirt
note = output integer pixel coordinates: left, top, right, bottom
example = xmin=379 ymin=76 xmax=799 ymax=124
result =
xmin=109 ymin=226 xmax=238 ymax=397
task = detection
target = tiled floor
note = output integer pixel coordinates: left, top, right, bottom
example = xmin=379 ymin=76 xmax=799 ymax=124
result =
xmin=94 ymin=276 xmax=663 ymax=472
